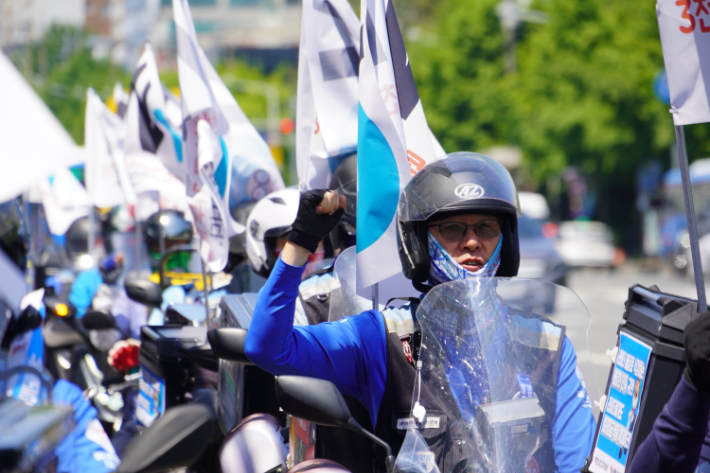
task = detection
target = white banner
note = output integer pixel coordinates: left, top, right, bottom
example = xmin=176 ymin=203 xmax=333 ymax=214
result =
xmin=356 ymin=0 xmax=440 ymax=293
xmin=658 ymin=0 xmax=710 ymax=125
xmin=296 ymin=0 xmax=360 ymax=190
xmin=124 ymin=44 xmax=186 ymax=182
xmin=123 ymin=151 xmax=191 ymax=221
xmin=0 ymin=50 xmax=82 ymax=202
xmin=85 ymin=88 xmax=136 ymax=208
xmin=40 ymin=168 xmax=92 ymax=235
xmin=201 ymin=51 xmax=284 ymax=213
xmin=173 ymin=0 xmax=240 ymax=272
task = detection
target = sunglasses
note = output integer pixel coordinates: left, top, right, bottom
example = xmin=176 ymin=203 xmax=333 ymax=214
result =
xmin=428 ymin=219 xmax=502 ymax=242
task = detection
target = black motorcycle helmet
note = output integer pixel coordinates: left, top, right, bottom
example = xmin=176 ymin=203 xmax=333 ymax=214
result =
xmin=143 ymin=209 xmax=193 ymax=262
xmin=0 ymin=198 xmax=28 ymax=271
xmin=329 ymin=153 xmax=357 ymax=253
xmin=396 ymin=152 xmax=521 ymax=292
xmin=65 ymin=216 xmax=104 ymax=266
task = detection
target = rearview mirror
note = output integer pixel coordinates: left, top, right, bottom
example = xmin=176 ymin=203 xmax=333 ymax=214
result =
xmin=275 ymin=376 xmax=396 ymax=472
xmin=275 ymin=376 xmax=352 ymax=428
xmin=81 ymin=310 xmax=116 ymax=330
xmin=117 ymin=403 xmax=214 ymax=473
xmin=207 ymin=328 xmax=253 ymax=365
xmin=125 ymin=278 xmax=162 ymax=307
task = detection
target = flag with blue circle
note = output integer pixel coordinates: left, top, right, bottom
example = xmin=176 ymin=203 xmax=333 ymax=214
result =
xmin=173 ymin=0 xmax=245 ymax=272
xmin=356 ymin=0 xmax=442 ymax=293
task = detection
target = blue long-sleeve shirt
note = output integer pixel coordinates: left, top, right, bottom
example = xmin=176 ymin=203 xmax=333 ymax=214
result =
xmin=53 ymin=379 xmax=121 ymax=472
xmin=245 ymin=257 xmax=595 ymax=472
xmin=627 ymin=376 xmax=710 ymax=473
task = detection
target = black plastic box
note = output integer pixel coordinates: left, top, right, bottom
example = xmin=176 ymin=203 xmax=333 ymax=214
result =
xmin=137 ymin=324 xmax=206 ymax=425
xmin=589 ymin=284 xmax=698 ymax=468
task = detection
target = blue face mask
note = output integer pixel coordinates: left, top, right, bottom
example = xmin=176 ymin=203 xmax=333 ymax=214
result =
xmin=427 ymin=233 xmax=503 ymax=285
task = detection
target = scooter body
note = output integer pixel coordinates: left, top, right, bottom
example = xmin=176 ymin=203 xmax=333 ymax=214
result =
xmin=220 ymin=413 xmax=288 ymax=473
xmin=43 ymin=300 xmax=126 ymax=434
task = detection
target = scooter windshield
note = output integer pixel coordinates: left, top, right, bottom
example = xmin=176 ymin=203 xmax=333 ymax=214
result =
xmin=395 ymin=277 xmax=598 ymax=473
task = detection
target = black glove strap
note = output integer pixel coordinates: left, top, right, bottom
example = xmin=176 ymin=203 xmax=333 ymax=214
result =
xmin=287 ymin=190 xmax=345 ymax=253
xmin=287 ymin=229 xmax=322 ymax=254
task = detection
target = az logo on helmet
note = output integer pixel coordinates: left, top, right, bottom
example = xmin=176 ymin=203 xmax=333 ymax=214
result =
xmin=454 ymin=184 xmax=485 ymax=198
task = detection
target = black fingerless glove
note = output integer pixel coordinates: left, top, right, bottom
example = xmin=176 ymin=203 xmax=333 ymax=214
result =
xmin=287 ymin=189 xmax=344 ymax=253
xmin=684 ymin=310 xmax=710 ymax=393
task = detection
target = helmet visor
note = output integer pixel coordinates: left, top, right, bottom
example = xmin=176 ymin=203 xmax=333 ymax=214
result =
xmin=398 ymin=152 xmax=521 ymax=223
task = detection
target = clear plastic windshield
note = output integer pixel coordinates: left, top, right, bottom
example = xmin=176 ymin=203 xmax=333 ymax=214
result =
xmin=328 ymin=247 xmax=376 ymax=321
xmin=395 ymin=278 xmax=598 ymax=473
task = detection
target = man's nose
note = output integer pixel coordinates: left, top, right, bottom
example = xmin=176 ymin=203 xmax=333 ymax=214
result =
xmin=460 ymin=227 xmax=480 ymax=250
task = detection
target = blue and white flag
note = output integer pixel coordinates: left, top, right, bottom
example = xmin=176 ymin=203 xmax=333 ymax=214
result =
xmin=124 ymin=44 xmax=185 ymax=183
xmin=173 ymin=0 xmax=245 ymax=272
xmin=356 ymin=0 xmax=441 ymax=293
xmin=206 ymin=59 xmax=284 ymax=209
xmin=296 ymin=0 xmax=360 ymax=190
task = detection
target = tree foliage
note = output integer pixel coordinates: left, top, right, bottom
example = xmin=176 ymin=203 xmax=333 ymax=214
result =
xmin=407 ymin=0 xmax=710 ymax=249
xmin=410 ymin=0 xmax=676 ymax=179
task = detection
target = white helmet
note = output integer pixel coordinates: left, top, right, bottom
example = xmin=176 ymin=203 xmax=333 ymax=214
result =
xmin=246 ymin=188 xmax=300 ymax=277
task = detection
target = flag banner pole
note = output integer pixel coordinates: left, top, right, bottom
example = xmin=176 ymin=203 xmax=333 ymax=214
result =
xmin=134 ymin=219 xmax=142 ymax=271
xmin=88 ymin=207 xmax=96 ymax=263
xmin=200 ymin=243 xmax=210 ymax=322
xmin=26 ymin=202 xmax=37 ymax=289
xmin=372 ymin=282 xmax=379 ymax=311
xmin=675 ymin=124 xmax=708 ymax=313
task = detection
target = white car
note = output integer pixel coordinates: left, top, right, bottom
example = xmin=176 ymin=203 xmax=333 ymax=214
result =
xmin=556 ymin=221 xmax=617 ymax=268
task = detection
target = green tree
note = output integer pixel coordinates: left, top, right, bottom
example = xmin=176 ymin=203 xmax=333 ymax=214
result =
xmin=515 ymin=0 xmax=672 ymax=181
xmin=409 ymin=0 xmax=691 ymax=250
xmin=39 ymin=48 xmax=129 ymax=143
xmin=409 ymin=0 xmax=516 ymax=154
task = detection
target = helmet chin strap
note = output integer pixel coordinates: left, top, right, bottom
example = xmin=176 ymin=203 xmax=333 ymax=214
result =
xmin=427 ymin=233 xmax=503 ymax=286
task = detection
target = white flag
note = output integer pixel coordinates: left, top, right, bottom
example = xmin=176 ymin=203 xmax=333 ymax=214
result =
xmin=356 ymin=0 xmax=440 ymax=293
xmin=123 ymin=151 xmax=191 ymax=221
xmin=85 ymin=88 xmax=136 ymax=208
xmin=202 ymin=54 xmax=284 ymax=210
xmin=173 ymin=0 xmax=241 ymax=272
xmin=124 ymin=44 xmax=185 ymax=182
xmin=296 ymin=0 xmax=359 ymax=190
xmin=39 ymin=168 xmax=92 ymax=235
xmin=658 ymin=0 xmax=710 ymax=125
xmin=0 ymin=50 xmax=82 ymax=202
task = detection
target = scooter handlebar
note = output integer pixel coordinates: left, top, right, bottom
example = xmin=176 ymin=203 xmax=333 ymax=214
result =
xmin=207 ymin=328 xmax=253 ymax=365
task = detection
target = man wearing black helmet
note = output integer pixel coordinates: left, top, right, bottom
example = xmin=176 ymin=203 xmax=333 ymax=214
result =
xmin=246 ymin=153 xmax=594 ymax=472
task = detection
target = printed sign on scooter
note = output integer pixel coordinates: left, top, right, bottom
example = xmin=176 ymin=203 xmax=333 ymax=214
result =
xmin=589 ymin=331 xmax=652 ymax=473
xmin=136 ymin=364 xmax=166 ymax=427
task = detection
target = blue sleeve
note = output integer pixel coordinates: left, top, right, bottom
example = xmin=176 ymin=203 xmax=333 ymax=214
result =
xmin=552 ymin=337 xmax=596 ymax=473
xmin=627 ymin=376 xmax=710 ymax=473
xmin=53 ymin=380 xmax=121 ymax=473
xmin=245 ymin=257 xmax=388 ymax=427
xmin=68 ymin=269 xmax=103 ymax=318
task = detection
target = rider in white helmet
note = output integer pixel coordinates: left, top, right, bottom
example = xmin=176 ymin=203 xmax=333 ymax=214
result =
xmin=245 ymin=188 xmax=301 ymax=279
xmin=245 ymin=188 xmax=333 ymax=326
